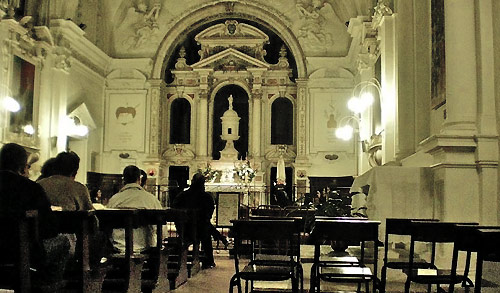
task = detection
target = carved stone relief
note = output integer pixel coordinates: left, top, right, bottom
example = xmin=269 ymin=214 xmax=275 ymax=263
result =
xmin=295 ymin=0 xmax=334 ymax=54
xmin=115 ymin=0 xmax=162 ymax=51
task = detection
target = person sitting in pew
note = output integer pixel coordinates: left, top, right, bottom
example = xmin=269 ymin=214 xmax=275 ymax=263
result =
xmin=0 ymin=143 xmax=70 ymax=289
xmin=38 ymin=151 xmax=106 ymax=266
xmin=107 ymin=165 xmax=163 ymax=253
xmin=38 ymin=151 xmax=94 ymax=211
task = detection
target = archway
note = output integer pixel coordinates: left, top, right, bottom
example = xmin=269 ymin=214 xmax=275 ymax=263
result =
xmin=151 ymin=1 xmax=307 ymax=80
xmin=212 ymin=85 xmax=249 ymax=160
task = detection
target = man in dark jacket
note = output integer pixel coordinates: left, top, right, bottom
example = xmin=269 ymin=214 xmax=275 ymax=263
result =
xmin=0 ymin=143 xmax=70 ymax=288
xmin=173 ymin=172 xmax=216 ymax=269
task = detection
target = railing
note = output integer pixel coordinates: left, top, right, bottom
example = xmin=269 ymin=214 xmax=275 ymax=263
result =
xmin=148 ymin=184 xmax=307 ymax=209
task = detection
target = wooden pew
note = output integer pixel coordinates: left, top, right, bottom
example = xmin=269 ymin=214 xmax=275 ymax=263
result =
xmin=136 ymin=208 xmax=187 ymax=293
xmin=165 ymin=209 xmax=199 ymax=289
xmin=96 ymin=209 xmax=145 ymax=293
xmin=0 ymin=210 xmax=38 ymax=292
xmin=54 ymin=210 xmax=109 ymax=292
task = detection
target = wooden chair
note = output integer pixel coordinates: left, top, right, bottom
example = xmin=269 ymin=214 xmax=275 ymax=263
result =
xmin=229 ymin=219 xmax=303 ymax=293
xmin=403 ymin=221 xmax=477 ymax=293
xmin=0 ymin=210 xmax=39 ymax=293
xmin=380 ymin=218 xmax=439 ymax=292
xmin=451 ymin=225 xmax=500 ymax=293
xmin=309 ymin=219 xmax=381 ymax=293
xmin=54 ymin=210 xmax=109 ymax=293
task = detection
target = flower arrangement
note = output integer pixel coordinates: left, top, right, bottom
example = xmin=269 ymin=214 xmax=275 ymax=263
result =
xmin=234 ymin=160 xmax=256 ymax=183
xmin=198 ymin=164 xmax=221 ymax=182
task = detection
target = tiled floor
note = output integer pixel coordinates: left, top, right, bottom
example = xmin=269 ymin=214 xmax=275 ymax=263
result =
xmin=173 ymin=245 xmax=500 ymax=293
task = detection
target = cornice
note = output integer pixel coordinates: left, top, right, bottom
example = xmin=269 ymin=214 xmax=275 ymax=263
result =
xmin=49 ymin=20 xmax=111 ymax=77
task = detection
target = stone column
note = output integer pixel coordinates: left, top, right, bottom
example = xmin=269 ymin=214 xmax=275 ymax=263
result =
xmin=442 ymin=0 xmax=477 ymax=134
xmin=295 ymin=78 xmax=308 ymax=164
xmin=197 ymin=90 xmax=209 ymax=158
xmin=251 ymin=90 xmax=262 ymax=158
xmin=148 ymin=79 xmax=162 ymax=158
xmin=378 ymin=14 xmax=397 ymax=165
xmin=475 ymin=0 xmax=499 ymax=225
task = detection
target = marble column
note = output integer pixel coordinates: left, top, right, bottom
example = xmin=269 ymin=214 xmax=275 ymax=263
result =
xmin=378 ymin=14 xmax=397 ymax=165
xmin=442 ymin=0 xmax=477 ymax=134
xmin=475 ymin=0 xmax=499 ymax=225
xmin=197 ymin=91 xmax=209 ymax=158
xmin=251 ymin=90 xmax=262 ymax=158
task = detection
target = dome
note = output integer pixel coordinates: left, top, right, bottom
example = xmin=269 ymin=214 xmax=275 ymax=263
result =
xmin=222 ymin=108 xmax=239 ymax=118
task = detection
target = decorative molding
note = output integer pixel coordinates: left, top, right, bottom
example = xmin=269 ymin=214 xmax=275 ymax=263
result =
xmin=162 ymin=144 xmax=195 ymax=164
xmin=264 ymin=144 xmax=296 ymax=161
xmin=149 ymin=79 xmax=163 ymax=158
xmin=49 ymin=19 xmax=110 ymax=77
xmin=372 ymin=0 xmax=393 ymax=29
xmin=296 ymin=79 xmax=308 ymax=159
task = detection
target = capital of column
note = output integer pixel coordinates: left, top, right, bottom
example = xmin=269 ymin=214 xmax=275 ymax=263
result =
xmin=199 ymin=90 xmax=209 ymax=100
xmin=148 ymin=79 xmax=164 ymax=88
xmin=251 ymin=89 xmax=262 ymax=100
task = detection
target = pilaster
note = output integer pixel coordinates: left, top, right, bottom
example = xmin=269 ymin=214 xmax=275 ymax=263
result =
xmin=197 ymin=90 xmax=209 ymax=159
xmin=148 ymin=79 xmax=163 ymax=158
xmin=295 ymin=78 xmax=308 ymax=165
xmin=251 ymin=89 xmax=262 ymax=158
xmin=441 ymin=0 xmax=477 ymax=135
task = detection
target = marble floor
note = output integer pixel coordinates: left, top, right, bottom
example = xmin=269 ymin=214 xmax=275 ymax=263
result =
xmin=173 ymin=245 xmax=500 ymax=293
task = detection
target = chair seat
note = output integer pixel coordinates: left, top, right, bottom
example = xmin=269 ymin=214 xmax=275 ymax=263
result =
xmin=405 ymin=269 xmax=469 ymax=285
xmin=319 ymin=256 xmax=359 ymax=265
xmin=254 ymin=254 xmax=293 ymax=263
xmin=385 ymin=258 xmax=435 ymax=269
xmin=239 ymin=264 xmax=294 ymax=281
xmin=320 ymin=266 xmax=373 ymax=279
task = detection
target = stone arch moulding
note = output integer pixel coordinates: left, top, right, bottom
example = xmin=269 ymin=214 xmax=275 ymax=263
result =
xmin=210 ymin=80 xmax=252 ymax=103
xmin=151 ymin=1 xmax=307 ymax=80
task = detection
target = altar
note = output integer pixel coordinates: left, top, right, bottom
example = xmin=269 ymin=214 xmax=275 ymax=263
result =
xmin=350 ymin=166 xmax=434 ymax=237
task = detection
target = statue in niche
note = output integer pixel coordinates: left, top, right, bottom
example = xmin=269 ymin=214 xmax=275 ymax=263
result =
xmin=295 ymin=0 xmax=334 ymax=52
xmin=324 ymin=100 xmax=338 ymax=129
xmin=116 ymin=0 xmax=162 ymax=49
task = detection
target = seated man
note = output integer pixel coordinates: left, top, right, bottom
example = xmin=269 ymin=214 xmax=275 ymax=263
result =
xmin=0 ymin=143 xmax=70 ymax=288
xmin=38 ymin=151 xmax=94 ymax=211
xmin=38 ymin=151 xmax=105 ymax=265
xmin=107 ymin=165 xmax=163 ymax=253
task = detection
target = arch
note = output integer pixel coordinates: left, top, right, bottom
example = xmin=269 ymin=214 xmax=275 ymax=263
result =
xmin=212 ymin=85 xmax=249 ymax=160
xmin=151 ymin=1 xmax=306 ymax=80
xmin=169 ymin=97 xmax=191 ymax=144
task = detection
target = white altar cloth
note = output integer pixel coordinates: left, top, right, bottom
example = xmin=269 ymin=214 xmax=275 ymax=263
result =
xmin=350 ymin=166 xmax=434 ymax=237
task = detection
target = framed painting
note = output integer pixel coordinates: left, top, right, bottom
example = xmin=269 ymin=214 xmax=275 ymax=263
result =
xmin=104 ymin=91 xmax=146 ymax=151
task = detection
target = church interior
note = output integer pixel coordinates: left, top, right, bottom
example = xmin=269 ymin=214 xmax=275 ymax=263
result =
xmin=0 ymin=0 xmax=500 ymax=292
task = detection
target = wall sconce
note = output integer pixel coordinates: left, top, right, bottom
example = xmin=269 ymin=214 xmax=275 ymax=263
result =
xmin=347 ymin=78 xmax=382 ymax=114
xmin=335 ymin=115 xmax=359 ymax=141
xmin=64 ymin=116 xmax=89 ymax=137
xmin=2 ymin=96 xmax=20 ymax=112
xmin=336 ymin=78 xmax=383 ymax=149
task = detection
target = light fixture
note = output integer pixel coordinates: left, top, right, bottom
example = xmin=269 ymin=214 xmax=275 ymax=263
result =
xmin=65 ymin=116 xmax=89 ymax=137
xmin=23 ymin=124 xmax=34 ymax=135
xmin=3 ymin=96 xmax=20 ymax=112
xmin=336 ymin=78 xmax=383 ymax=142
xmin=347 ymin=78 xmax=381 ymax=114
